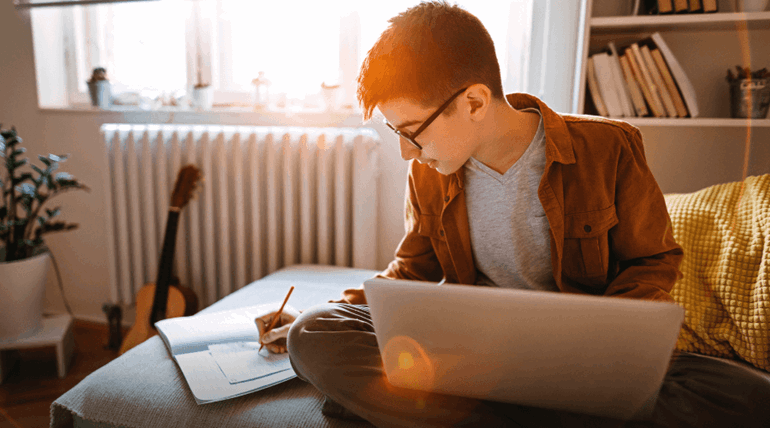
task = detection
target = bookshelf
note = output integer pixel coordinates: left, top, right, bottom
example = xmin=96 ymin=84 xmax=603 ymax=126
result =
xmin=574 ymin=0 xmax=770 ymax=194
xmin=575 ymin=1 xmax=770 ymax=126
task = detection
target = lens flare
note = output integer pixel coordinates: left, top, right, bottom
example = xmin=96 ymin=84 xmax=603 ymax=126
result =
xmin=382 ymin=335 xmax=435 ymax=391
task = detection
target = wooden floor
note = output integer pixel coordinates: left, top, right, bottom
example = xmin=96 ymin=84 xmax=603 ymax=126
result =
xmin=0 ymin=319 xmax=124 ymax=428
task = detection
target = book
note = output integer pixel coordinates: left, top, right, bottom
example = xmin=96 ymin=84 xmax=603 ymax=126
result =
xmin=607 ymin=42 xmax=636 ymax=117
xmin=587 ymin=56 xmax=609 ymax=117
xmin=688 ymin=0 xmax=703 ymax=13
xmin=673 ymin=0 xmax=690 ymax=13
xmin=702 ymin=0 xmax=718 ymax=12
xmin=656 ymin=0 xmax=674 ymax=14
xmin=619 ymin=54 xmax=649 ymax=116
xmin=650 ymin=31 xmax=699 ymax=117
xmin=640 ymin=44 xmax=679 ymax=117
xmin=629 ymin=43 xmax=667 ymax=117
xmin=155 ymin=302 xmax=298 ymax=404
xmin=591 ymin=52 xmax=625 ymax=117
xmin=623 ymin=50 xmax=662 ymax=117
xmin=650 ymin=47 xmax=689 ymax=117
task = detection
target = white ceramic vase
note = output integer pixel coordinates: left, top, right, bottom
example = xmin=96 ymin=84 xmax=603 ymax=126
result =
xmin=0 ymin=249 xmax=51 ymax=341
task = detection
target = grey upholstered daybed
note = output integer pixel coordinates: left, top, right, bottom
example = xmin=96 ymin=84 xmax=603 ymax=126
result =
xmin=51 ymin=265 xmax=378 ymax=428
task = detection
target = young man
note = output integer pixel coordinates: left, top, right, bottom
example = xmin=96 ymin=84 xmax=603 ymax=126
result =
xmin=257 ymin=2 xmax=770 ymax=426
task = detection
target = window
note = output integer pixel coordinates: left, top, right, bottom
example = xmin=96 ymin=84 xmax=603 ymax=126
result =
xmin=30 ymin=0 xmax=533 ymax=111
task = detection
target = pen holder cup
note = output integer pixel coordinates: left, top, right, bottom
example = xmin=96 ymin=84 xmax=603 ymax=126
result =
xmin=730 ymin=78 xmax=770 ymax=118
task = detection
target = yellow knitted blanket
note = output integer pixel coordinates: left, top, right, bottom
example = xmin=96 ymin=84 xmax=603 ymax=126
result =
xmin=665 ymin=174 xmax=769 ymax=372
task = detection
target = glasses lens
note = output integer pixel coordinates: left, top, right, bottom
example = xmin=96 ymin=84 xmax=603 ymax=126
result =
xmin=385 ymin=120 xmax=421 ymax=150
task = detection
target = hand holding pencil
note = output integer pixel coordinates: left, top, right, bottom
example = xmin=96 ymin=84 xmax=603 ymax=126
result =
xmin=255 ymin=286 xmax=298 ymax=354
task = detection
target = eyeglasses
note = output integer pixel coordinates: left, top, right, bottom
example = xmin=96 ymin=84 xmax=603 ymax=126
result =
xmin=383 ymin=87 xmax=468 ymax=151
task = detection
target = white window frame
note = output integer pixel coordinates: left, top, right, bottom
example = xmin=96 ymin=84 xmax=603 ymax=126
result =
xmin=32 ymin=0 xmax=535 ymax=111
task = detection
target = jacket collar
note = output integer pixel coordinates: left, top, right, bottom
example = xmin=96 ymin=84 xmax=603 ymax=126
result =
xmin=450 ymin=93 xmax=576 ymax=188
xmin=505 ymin=93 xmax=576 ymax=166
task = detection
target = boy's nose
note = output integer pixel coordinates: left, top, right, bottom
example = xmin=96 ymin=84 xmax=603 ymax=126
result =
xmin=399 ymin=138 xmax=421 ymax=161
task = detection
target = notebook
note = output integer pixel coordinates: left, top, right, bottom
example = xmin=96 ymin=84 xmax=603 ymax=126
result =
xmin=363 ymin=278 xmax=684 ymax=420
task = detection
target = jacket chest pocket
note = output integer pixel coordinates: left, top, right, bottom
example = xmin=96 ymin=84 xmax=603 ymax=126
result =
xmin=417 ymin=214 xmax=446 ymax=242
xmin=417 ymin=214 xmax=456 ymax=279
xmin=563 ymin=205 xmax=618 ymax=281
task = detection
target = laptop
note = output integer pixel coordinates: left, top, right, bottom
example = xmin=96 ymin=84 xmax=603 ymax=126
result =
xmin=363 ymin=278 xmax=685 ymax=420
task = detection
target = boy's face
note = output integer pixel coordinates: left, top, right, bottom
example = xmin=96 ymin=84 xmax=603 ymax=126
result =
xmin=379 ymin=94 xmax=478 ymax=176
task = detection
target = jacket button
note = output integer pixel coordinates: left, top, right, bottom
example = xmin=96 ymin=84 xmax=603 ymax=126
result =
xmin=440 ymin=230 xmax=445 ymax=237
xmin=584 ymin=225 xmax=592 ymax=233
xmin=444 ymin=196 xmax=450 ymax=202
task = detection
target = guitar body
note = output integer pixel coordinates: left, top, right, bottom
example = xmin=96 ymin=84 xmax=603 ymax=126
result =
xmin=118 ymin=165 xmax=203 ymax=355
xmin=119 ymin=284 xmax=186 ymax=355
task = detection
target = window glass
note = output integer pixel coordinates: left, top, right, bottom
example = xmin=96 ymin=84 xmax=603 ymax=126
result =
xmin=73 ymin=0 xmax=188 ymax=94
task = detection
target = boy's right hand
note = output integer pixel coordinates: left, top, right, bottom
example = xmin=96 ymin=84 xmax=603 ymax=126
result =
xmin=255 ymin=307 xmax=301 ymax=354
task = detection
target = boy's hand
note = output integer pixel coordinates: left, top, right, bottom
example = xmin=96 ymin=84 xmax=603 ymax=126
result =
xmin=255 ymin=307 xmax=301 ymax=354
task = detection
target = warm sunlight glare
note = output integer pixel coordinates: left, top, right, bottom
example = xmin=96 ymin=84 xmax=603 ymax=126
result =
xmin=399 ymin=352 xmax=415 ymax=370
xmin=382 ymin=335 xmax=435 ymax=391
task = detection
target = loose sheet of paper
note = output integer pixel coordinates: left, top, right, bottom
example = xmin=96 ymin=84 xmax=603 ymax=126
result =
xmin=208 ymin=341 xmax=292 ymax=384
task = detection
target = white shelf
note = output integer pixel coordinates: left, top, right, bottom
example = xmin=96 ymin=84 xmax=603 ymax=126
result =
xmin=591 ymin=12 xmax=770 ymax=33
xmin=623 ymin=118 xmax=770 ymax=127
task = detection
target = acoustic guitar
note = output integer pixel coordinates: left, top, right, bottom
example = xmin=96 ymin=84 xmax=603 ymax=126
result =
xmin=119 ymin=165 xmax=202 ymax=355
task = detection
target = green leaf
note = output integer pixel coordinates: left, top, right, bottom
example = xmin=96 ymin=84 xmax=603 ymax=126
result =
xmin=31 ymin=164 xmax=44 ymax=175
xmin=11 ymin=148 xmax=26 ymax=159
xmin=48 ymin=154 xmax=62 ymax=163
xmin=14 ymin=159 xmax=27 ymax=169
xmin=38 ymin=155 xmax=51 ymax=166
xmin=37 ymin=216 xmax=46 ymax=227
xmin=6 ymin=136 xmax=21 ymax=147
xmin=46 ymin=207 xmax=60 ymax=218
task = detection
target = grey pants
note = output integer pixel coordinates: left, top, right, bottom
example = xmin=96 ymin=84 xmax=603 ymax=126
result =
xmin=287 ymin=303 xmax=770 ymax=428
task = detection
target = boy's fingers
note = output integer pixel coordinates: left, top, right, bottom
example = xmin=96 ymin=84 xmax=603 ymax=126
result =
xmin=261 ymin=323 xmax=292 ymax=344
xmin=266 ymin=343 xmax=287 ymax=354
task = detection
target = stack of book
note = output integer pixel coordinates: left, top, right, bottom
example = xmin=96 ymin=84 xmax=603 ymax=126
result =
xmin=645 ymin=0 xmax=718 ymax=14
xmin=586 ymin=31 xmax=699 ymax=119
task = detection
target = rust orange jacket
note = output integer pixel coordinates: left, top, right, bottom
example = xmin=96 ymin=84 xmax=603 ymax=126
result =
xmin=340 ymin=93 xmax=683 ymax=304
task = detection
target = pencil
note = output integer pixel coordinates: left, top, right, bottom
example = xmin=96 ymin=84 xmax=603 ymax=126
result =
xmin=259 ymin=285 xmax=295 ymax=351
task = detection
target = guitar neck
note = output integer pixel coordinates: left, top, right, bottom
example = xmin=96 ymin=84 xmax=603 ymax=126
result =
xmin=150 ymin=209 xmax=181 ymax=325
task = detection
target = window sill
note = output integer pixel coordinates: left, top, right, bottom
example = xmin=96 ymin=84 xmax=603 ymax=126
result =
xmin=38 ymin=104 xmax=367 ymax=127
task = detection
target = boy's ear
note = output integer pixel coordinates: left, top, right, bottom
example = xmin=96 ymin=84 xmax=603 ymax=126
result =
xmin=465 ymin=84 xmax=491 ymax=118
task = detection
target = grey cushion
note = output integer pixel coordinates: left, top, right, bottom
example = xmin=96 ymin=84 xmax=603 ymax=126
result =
xmin=51 ymin=265 xmax=378 ymax=428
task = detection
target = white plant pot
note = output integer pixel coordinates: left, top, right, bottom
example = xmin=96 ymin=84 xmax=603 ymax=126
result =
xmin=87 ymin=80 xmax=112 ymax=109
xmin=0 ymin=249 xmax=51 ymax=341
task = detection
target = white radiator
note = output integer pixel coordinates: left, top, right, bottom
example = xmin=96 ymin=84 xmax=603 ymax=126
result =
xmin=102 ymin=124 xmax=380 ymax=307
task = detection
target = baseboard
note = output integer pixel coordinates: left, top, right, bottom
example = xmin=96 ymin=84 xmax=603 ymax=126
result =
xmin=44 ymin=311 xmax=134 ymax=328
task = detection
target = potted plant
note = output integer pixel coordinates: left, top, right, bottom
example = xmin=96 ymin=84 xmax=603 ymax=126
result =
xmin=190 ymin=24 xmax=212 ymax=110
xmin=87 ymin=67 xmax=112 ymax=109
xmin=727 ymin=66 xmax=770 ymax=118
xmin=0 ymin=126 xmax=89 ymax=340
